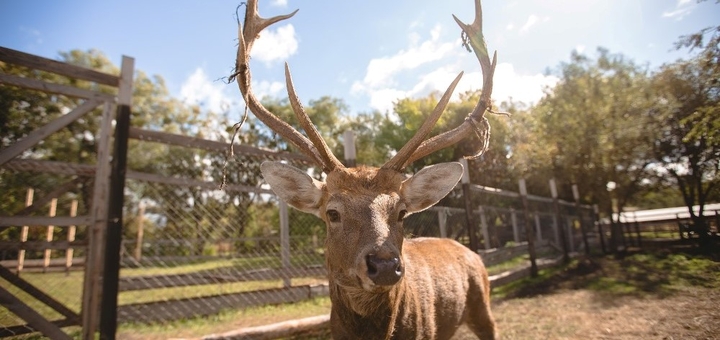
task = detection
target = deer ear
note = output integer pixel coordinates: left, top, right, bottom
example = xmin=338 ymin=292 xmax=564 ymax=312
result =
xmin=260 ymin=161 xmax=324 ymax=216
xmin=400 ymin=162 xmax=463 ymax=213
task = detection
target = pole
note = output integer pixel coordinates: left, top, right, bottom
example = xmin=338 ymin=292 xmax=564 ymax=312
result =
xmin=279 ymin=200 xmax=291 ymax=288
xmin=43 ymin=198 xmax=57 ymax=273
xmin=134 ymin=203 xmax=145 ymax=261
xmin=519 ymin=179 xmax=538 ymax=276
xmin=593 ymin=205 xmax=606 ymax=254
xmin=459 ymin=158 xmax=480 ymax=251
xmin=343 ymin=130 xmax=356 ymax=167
xmin=549 ymin=178 xmax=569 ymax=263
xmin=98 ymin=55 xmax=134 ymax=340
xmin=66 ymin=200 xmax=78 ymax=274
xmin=572 ymin=184 xmax=590 ymax=255
xmin=18 ymin=188 xmax=33 ymax=275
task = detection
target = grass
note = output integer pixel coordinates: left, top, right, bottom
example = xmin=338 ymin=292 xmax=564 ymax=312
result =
xmin=116 ymin=296 xmax=332 ymax=340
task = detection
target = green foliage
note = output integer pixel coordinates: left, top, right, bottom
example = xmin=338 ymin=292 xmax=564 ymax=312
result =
xmin=513 ymin=48 xmax=656 ymax=212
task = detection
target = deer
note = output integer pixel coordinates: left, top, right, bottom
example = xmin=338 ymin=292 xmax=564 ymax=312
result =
xmin=232 ymin=0 xmax=499 ymax=339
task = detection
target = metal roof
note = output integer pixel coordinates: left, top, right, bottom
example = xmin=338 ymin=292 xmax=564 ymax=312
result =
xmin=615 ymin=203 xmax=720 ymax=223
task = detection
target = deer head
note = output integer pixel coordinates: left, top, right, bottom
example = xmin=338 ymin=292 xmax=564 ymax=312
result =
xmin=233 ymin=0 xmax=497 ymax=292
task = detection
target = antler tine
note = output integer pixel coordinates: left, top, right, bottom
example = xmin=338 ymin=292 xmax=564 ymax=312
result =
xmin=235 ymin=0 xmax=328 ymax=168
xmin=285 ymin=63 xmax=344 ymax=173
xmin=397 ymin=0 xmax=498 ymax=168
xmin=382 ymin=72 xmax=464 ymax=171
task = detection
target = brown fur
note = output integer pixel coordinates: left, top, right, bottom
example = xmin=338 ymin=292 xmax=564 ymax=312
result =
xmin=261 ymin=163 xmax=496 ymax=339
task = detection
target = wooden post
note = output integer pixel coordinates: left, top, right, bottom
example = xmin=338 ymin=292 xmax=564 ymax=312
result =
xmin=99 ymin=55 xmax=134 ymax=340
xmin=572 ymin=184 xmax=590 ymax=255
xmin=82 ymin=99 xmax=114 ymax=340
xmin=65 ymin=200 xmax=78 ymax=274
xmin=478 ymin=206 xmax=491 ymax=250
xmin=43 ymin=198 xmax=57 ymax=273
xmin=567 ymin=216 xmax=575 ymax=253
xmin=18 ymin=188 xmax=34 ymax=275
xmin=519 ymin=179 xmax=538 ymax=277
xmin=549 ymin=178 xmax=569 ymax=263
xmin=279 ymin=200 xmax=291 ymax=288
xmin=510 ymin=208 xmax=520 ymax=244
xmin=343 ymin=130 xmax=356 ymax=167
xmin=459 ymin=158 xmax=480 ymax=251
xmin=87 ymin=54 xmax=133 ymax=340
xmin=534 ymin=213 xmax=542 ymax=242
xmin=134 ymin=203 xmax=145 ymax=261
xmin=437 ymin=208 xmax=448 ymax=239
xmin=593 ymin=205 xmax=606 ymax=254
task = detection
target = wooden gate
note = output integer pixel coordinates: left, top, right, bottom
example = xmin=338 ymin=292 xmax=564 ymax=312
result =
xmin=0 ymin=47 xmax=134 ymax=339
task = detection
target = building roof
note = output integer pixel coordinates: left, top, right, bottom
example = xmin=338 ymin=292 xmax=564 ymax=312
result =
xmin=615 ymin=203 xmax=720 ymax=224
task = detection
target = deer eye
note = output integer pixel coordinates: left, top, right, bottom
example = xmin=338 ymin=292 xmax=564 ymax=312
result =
xmin=327 ymin=209 xmax=341 ymax=223
xmin=397 ymin=210 xmax=408 ymax=222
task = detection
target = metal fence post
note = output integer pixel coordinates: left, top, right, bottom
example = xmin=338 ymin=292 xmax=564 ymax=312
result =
xmin=438 ymin=208 xmax=448 ymax=239
xmin=459 ymin=158 xmax=480 ymax=251
xmin=279 ymin=200 xmax=291 ymax=288
xmin=572 ymin=184 xmax=590 ymax=255
xmin=479 ymin=206 xmax=491 ymax=250
xmin=519 ymin=179 xmax=538 ymax=276
xmin=549 ymin=178 xmax=569 ymax=263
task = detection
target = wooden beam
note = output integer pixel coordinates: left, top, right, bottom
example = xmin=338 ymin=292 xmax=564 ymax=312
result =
xmin=116 ymin=284 xmax=329 ymax=324
xmin=0 ymin=73 xmax=115 ymax=101
xmin=128 ymin=127 xmax=311 ymax=162
xmin=0 ymin=240 xmax=88 ymax=251
xmin=14 ymin=178 xmax=81 ymax=216
xmin=126 ymin=170 xmax=274 ymax=194
xmin=201 ymin=314 xmax=331 ymax=340
xmin=118 ymin=267 xmax=326 ymax=291
xmin=0 ymin=47 xmax=119 ymax=86
xmin=1 ymin=159 xmax=274 ymax=194
xmin=0 ymin=318 xmax=78 ymax=338
xmin=0 ymin=286 xmax=72 ymax=340
xmin=0 ymin=99 xmax=102 ymax=166
xmin=2 ymin=159 xmax=96 ymax=177
xmin=0 ymin=265 xmax=81 ymax=322
xmin=0 ymin=216 xmax=91 ymax=227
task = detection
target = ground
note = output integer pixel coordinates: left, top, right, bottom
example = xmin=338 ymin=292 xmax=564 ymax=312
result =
xmin=111 ymin=248 xmax=720 ymax=340
xmin=453 ymin=249 xmax=720 ymax=340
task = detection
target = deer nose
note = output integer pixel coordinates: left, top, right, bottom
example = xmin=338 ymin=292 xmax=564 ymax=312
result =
xmin=366 ymin=253 xmax=403 ymax=286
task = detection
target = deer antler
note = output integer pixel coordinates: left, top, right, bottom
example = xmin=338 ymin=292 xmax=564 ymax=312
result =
xmin=233 ymin=1 xmax=343 ymax=173
xmin=382 ymin=0 xmax=498 ymax=170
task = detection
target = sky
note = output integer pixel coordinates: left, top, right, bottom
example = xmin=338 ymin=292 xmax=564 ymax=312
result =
xmin=0 ymin=0 xmax=717 ymax=117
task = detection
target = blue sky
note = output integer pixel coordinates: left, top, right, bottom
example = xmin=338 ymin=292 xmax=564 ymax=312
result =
xmin=0 ymin=0 xmax=717 ymax=116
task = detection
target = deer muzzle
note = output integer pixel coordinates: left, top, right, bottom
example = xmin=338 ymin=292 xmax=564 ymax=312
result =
xmin=365 ymin=253 xmax=403 ymax=286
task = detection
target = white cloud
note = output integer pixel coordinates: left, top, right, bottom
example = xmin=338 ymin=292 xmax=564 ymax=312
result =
xmin=519 ymin=14 xmax=549 ymax=34
xmin=662 ymin=0 xmax=695 ymax=20
xmin=251 ymin=24 xmax=298 ymax=65
xmin=180 ymin=68 xmax=233 ymax=113
xmin=351 ymin=25 xmax=456 ymax=112
xmin=575 ymin=45 xmax=586 ymax=54
xmin=180 ymin=68 xmax=284 ymax=113
xmin=351 ymin=22 xmax=558 ymax=113
xmin=270 ymin=0 xmax=287 ymax=7
xmin=488 ymin=63 xmax=559 ymax=105
xmin=506 ymin=23 xmax=515 ymax=31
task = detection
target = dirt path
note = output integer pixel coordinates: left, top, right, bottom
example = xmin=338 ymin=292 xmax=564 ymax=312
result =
xmin=455 ymin=252 xmax=720 ymax=340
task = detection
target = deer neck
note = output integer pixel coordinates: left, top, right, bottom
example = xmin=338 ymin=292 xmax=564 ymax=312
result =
xmin=328 ymin=261 xmax=408 ymax=338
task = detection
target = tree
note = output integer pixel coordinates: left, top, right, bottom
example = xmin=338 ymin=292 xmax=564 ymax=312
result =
xmin=649 ymin=25 xmax=720 ymax=248
xmin=513 ymin=48 xmax=657 ymax=252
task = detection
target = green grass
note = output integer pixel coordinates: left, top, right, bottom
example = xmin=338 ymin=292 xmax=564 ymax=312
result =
xmin=116 ymin=296 xmax=332 ymax=340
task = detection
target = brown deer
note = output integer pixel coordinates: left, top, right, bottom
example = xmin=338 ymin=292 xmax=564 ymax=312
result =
xmin=233 ymin=0 xmax=498 ymax=339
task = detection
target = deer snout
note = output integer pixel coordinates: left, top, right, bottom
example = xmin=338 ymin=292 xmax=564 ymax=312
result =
xmin=365 ymin=253 xmax=403 ymax=286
